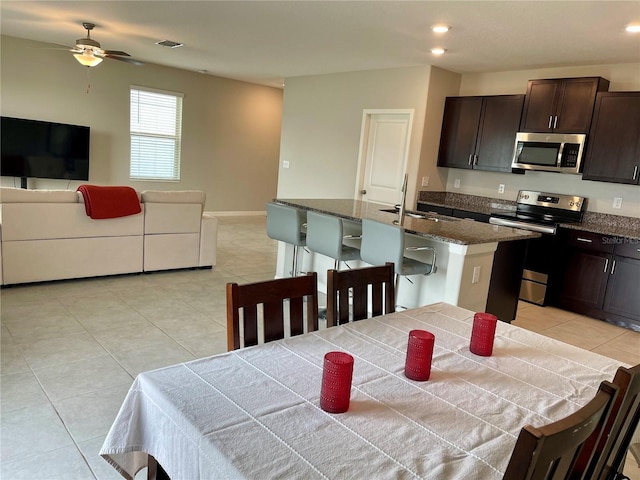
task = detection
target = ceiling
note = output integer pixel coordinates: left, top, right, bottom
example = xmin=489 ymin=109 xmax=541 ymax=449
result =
xmin=1 ymin=1 xmax=639 ymax=88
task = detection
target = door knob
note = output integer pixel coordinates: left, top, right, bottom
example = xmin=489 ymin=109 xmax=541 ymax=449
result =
xmin=360 ymin=189 xmax=367 ymax=194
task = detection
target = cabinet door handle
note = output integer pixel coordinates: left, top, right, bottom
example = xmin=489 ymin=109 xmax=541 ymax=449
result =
xmin=548 ymin=116 xmax=553 ymax=129
xmin=604 ymin=258 xmax=609 ymax=273
xmin=633 ymin=165 xmax=638 ymax=180
xmin=473 ymin=155 xmax=478 ymax=166
xmin=610 ymin=259 xmax=616 ymax=275
xmin=553 ymin=116 xmax=558 ymax=129
xmin=576 ymin=237 xmax=592 ymax=243
xmin=468 ymin=154 xmax=473 ymax=166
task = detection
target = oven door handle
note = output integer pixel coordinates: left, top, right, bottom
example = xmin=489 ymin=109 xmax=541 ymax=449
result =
xmin=489 ymin=217 xmax=557 ymax=234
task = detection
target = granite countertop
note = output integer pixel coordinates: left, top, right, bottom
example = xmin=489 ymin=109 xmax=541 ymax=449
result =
xmin=275 ymin=199 xmax=539 ymax=246
xmin=418 ymin=192 xmax=640 ymax=241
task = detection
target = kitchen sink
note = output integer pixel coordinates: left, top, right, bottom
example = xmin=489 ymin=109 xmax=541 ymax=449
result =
xmin=379 ymin=208 xmax=459 ymax=222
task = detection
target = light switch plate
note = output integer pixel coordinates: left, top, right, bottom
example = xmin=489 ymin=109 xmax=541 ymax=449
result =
xmin=613 ymin=197 xmax=622 ymax=209
xmin=282 ymin=160 xmax=290 ymax=169
xmin=472 ymin=266 xmax=481 ymax=284
xmin=454 ymin=179 xmax=460 ymax=189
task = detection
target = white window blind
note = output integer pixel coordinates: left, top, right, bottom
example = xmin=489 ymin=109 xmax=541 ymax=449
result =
xmin=130 ymin=86 xmax=183 ymax=181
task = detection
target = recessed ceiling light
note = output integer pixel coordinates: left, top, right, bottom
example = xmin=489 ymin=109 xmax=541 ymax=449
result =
xmin=430 ymin=48 xmax=447 ymax=55
xmin=626 ymin=24 xmax=640 ymax=33
xmin=431 ymin=24 xmax=451 ymax=33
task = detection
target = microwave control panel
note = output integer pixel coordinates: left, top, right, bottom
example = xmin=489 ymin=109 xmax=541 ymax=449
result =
xmin=560 ymin=143 xmax=580 ymax=168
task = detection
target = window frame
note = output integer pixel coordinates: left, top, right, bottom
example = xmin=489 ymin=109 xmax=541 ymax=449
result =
xmin=129 ymin=85 xmax=184 ymax=182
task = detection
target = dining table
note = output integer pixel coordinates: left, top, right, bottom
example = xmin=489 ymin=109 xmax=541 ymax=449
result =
xmin=100 ymin=302 xmax=625 ymax=480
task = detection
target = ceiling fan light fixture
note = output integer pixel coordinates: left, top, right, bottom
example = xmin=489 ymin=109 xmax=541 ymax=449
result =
xmin=74 ymin=51 xmax=103 ymax=67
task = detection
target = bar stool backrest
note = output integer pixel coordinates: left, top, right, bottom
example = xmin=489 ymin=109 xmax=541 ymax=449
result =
xmin=266 ymin=202 xmax=306 ymax=247
xmin=360 ymin=219 xmax=404 ymax=272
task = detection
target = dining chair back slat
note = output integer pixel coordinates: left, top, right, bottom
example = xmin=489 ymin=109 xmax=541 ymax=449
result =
xmin=582 ymin=363 xmax=640 ymax=480
xmin=326 ymin=263 xmax=395 ymax=327
xmin=503 ymin=381 xmax=619 ymax=480
xmin=226 ymin=272 xmax=318 ymax=350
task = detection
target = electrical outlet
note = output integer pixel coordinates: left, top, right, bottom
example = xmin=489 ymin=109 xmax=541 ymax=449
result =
xmin=613 ymin=197 xmax=623 ymax=209
xmin=498 ymin=184 xmax=505 ymax=194
xmin=421 ymin=176 xmax=429 ymax=187
xmin=454 ymin=178 xmax=461 ymax=189
xmin=282 ymin=160 xmax=290 ymax=169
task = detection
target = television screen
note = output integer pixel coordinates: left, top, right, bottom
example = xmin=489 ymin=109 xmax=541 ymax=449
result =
xmin=1 ymin=116 xmax=90 ymax=181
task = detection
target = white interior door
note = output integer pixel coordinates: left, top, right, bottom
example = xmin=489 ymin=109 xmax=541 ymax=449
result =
xmin=356 ymin=110 xmax=413 ymax=205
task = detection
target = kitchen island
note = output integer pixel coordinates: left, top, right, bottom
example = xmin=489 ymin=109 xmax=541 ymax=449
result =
xmin=273 ymin=199 xmax=538 ymax=319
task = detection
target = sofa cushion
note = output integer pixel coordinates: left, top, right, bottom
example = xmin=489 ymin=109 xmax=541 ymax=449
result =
xmin=0 ymin=187 xmax=79 ymax=203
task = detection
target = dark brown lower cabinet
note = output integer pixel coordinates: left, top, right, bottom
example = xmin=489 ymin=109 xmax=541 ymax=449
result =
xmin=553 ymin=248 xmax=610 ymax=315
xmin=552 ymin=229 xmax=640 ymax=331
xmin=603 ymin=250 xmax=640 ymax=323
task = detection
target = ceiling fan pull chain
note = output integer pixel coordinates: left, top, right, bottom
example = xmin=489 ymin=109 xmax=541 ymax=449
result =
xmin=86 ymin=67 xmax=91 ymax=94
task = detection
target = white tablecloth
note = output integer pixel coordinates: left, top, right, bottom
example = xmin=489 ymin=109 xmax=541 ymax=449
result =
xmin=100 ymin=302 xmax=624 ymax=480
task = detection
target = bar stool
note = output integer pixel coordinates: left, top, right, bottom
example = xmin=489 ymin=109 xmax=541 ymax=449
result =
xmin=266 ymin=202 xmax=307 ymax=277
xmin=306 ymin=210 xmax=361 ymax=271
xmin=360 ymin=218 xmax=436 ymax=305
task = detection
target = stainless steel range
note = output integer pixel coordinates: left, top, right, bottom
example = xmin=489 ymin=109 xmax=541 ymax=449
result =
xmin=489 ymin=190 xmax=587 ymax=305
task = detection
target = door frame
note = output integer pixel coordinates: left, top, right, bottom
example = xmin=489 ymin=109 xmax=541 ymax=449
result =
xmin=354 ymin=109 xmax=415 ymax=201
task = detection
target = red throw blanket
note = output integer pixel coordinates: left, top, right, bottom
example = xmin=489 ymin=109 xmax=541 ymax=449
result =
xmin=77 ymin=185 xmax=142 ymax=219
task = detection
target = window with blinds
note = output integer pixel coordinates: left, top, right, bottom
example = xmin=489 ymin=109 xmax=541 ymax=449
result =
xmin=130 ymin=86 xmax=183 ymax=181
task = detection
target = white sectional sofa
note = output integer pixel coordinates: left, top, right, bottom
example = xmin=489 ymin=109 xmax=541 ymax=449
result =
xmin=141 ymin=190 xmax=217 ymax=272
xmin=0 ymin=187 xmax=217 ymax=286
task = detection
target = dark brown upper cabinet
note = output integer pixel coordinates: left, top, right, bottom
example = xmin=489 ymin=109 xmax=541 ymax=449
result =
xmin=437 ymin=94 xmax=524 ymax=173
xmin=582 ymin=91 xmax=640 ymax=185
xmin=520 ymin=77 xmax=609 ymax=134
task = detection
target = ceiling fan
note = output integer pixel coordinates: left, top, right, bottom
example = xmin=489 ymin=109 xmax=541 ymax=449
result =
xmin=69 ymin=22 xmax=143 ymax=67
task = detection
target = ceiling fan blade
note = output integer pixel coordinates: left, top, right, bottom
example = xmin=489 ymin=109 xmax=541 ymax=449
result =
xmin=104 ymin=54 xmax=144 ymax=66
xmin=37 ymin=43 xmax=77 ymax=51
xmin=103 ymin=50 xmax=130 ymax=57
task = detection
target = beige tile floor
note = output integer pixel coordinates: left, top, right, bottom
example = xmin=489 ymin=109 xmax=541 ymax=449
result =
xmin=1 ymin=215 xmax=639 ymax=479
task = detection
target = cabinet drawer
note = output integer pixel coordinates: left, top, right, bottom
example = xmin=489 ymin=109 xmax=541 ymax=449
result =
xmin=615 ymin=240 xmax=640 ymax=260
xmin=565 ymin=230 xmax=614 ymax=253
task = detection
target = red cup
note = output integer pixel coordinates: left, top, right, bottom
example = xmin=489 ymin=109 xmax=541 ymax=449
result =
xmin=470 ymin=312 xmax=498 ymax=356
xmin=404 ymin=330 xmax=435 ymax=381
xmin=320 ymin=352 xmax=354 ymax=413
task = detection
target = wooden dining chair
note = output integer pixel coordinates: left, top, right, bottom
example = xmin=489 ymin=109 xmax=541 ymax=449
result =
xmin=326 ymin=262 xmax=395 ymax=327
xmin=580 ymin=363 xmax=640 ymax=480
xmin=502 ymin=381 xmax=619 ymax=480
xmin=226 ymin=272 xmax=319 ymax=350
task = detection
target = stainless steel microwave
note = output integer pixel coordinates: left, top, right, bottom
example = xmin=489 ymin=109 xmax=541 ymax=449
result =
xmin=511 ymin=132 xmax=587 ymax=174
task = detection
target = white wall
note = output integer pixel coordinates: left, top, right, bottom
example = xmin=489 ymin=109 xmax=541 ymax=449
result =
xmin=444 ymin=63 xmax=640 ymax=217
xmin=0 ymin=35 xmax=283 ymax=212
xmin=278 ymin=66 xmax=432 ymax=206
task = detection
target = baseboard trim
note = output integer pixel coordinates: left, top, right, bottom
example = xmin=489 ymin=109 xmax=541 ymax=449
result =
xmin=205 ymin=211 xmax=266 ymax=217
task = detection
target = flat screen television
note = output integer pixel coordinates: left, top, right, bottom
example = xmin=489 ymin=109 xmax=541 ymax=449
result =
xmin=1 ymin=116 xmax=90 ymax=185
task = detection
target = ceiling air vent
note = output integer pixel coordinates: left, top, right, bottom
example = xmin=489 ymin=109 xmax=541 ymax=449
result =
xmin=156 ymin=40 xmax=183 ymax=48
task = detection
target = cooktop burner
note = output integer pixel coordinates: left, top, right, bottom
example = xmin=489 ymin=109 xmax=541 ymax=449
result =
xmin=489 ymin=190 xmax=587 ymax=234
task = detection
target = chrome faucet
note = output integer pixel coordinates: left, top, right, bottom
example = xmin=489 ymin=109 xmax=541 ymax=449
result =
xmin=394 ymin=173 xmax=408 ymax=225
